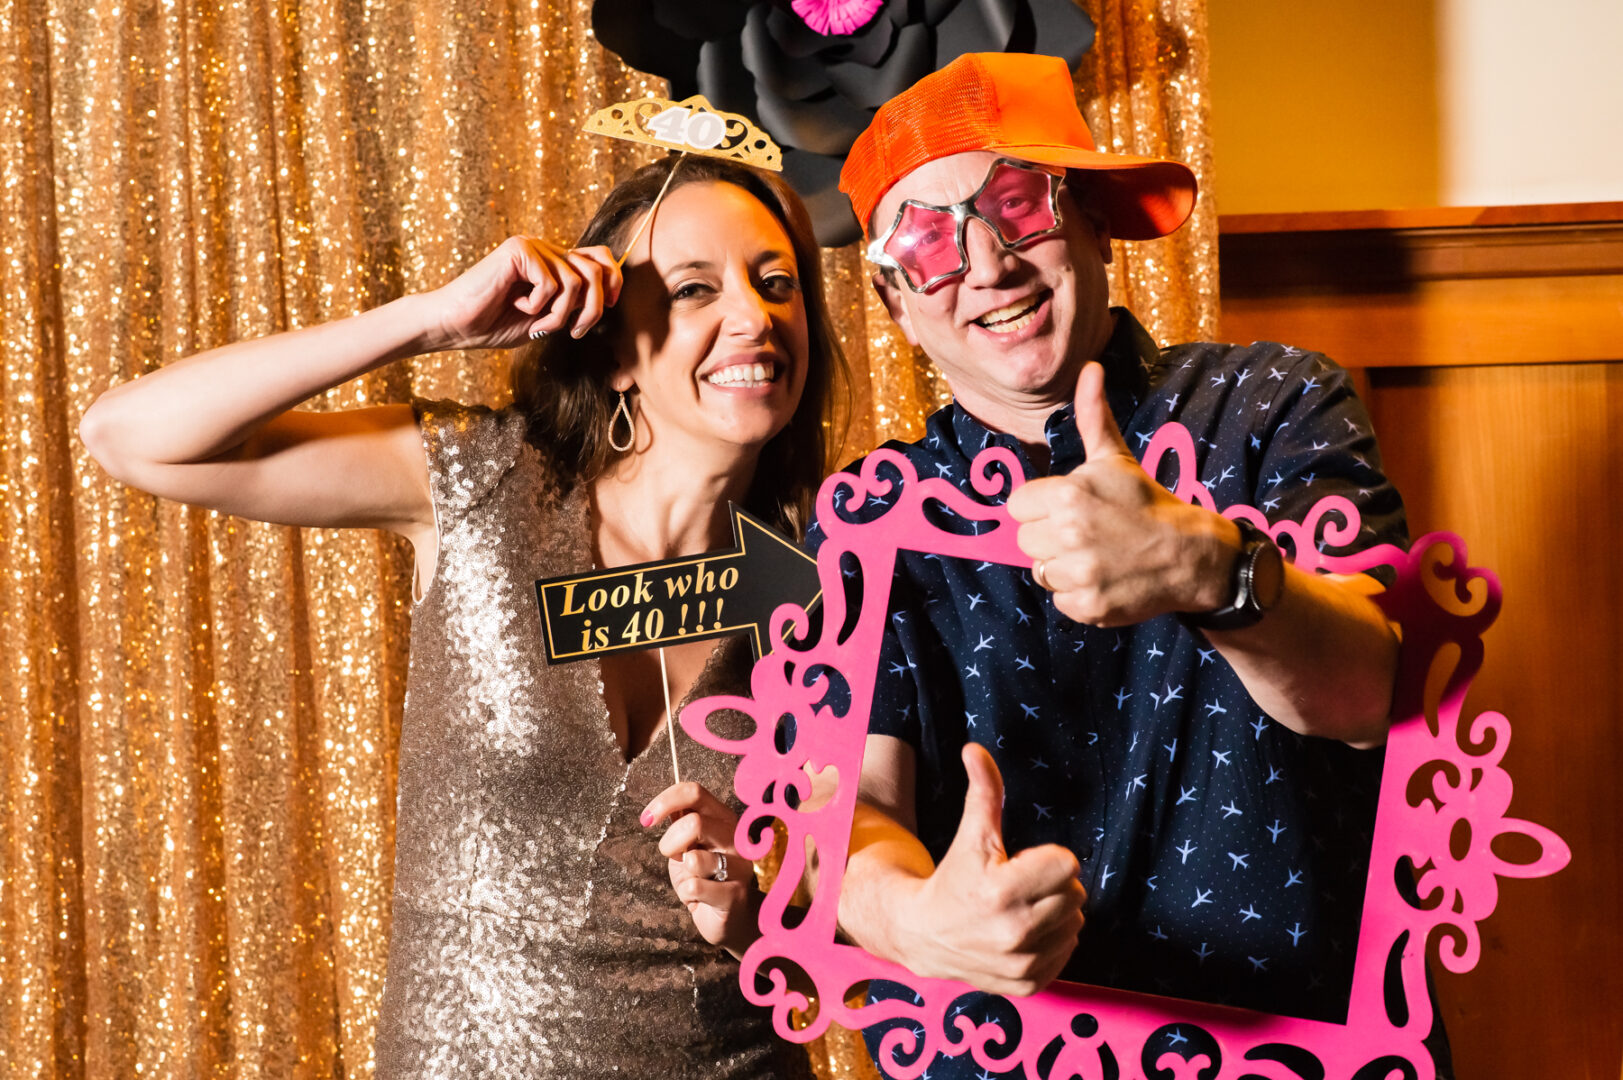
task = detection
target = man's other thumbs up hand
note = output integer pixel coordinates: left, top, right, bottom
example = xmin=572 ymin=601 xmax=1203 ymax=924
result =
xmin=896 ymin=743 xmax=1086 ymax=996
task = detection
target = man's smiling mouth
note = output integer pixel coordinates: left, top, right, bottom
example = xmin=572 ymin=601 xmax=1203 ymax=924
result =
xmin=973 ymin=292 xmax=1047 ymax=334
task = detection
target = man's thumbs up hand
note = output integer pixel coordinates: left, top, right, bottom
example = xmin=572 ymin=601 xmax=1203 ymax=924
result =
xmin=893 ymin=744 xmax=1085 ymax=996
xmin=1071 ymin=356 xmax=1135 ymax=465
xmin=937 ymin=740 xmax=1012 ymax=871
xmin=1007 ymin=361 xmax=1241 ymax=627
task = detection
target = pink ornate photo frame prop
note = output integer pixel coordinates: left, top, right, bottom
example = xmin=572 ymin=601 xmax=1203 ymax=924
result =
xmin=683 ymin=423 xmax=1571 ymax=1080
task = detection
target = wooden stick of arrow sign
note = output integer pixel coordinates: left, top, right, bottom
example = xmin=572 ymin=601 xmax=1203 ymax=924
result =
xmin=534 ymin=504 xmax=822 ymax=666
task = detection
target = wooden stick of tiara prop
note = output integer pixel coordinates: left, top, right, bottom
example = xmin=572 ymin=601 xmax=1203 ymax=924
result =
xmin=614 ymin=150 xmax=687 ymax=270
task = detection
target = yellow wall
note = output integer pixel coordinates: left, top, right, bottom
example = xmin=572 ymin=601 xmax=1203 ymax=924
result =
xmin=1207 ymin=0 xmax=1440 ymax=214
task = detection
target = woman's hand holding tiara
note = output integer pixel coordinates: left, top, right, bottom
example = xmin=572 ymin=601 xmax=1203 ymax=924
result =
xmin=419 ymin=236 xmax=623 ymax=353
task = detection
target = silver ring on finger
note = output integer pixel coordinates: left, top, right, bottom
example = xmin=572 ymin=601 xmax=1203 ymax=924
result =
xmin=711 ymin=851 xmax=728 ymax=882
xmin=1032 ymin=558 xmax=1052 ymax=591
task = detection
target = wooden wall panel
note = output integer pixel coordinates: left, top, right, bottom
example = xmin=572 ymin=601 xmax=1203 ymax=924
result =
xmin=1221 ymin=206 xmax=1623 ymax=1079
xmin=1223 ymin=274 xmax=1623 ymax=370
xmin=1363 ymin=363 xmax=1622 ymax=1080
xmin=1219 ymin=205 xmax=1623 ymax=370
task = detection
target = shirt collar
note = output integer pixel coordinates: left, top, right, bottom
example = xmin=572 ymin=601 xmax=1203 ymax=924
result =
xmin=942 ymin=307 xmax=1157 ymax=477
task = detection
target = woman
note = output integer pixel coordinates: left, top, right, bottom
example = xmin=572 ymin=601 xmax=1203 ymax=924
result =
xmin=79 ymin=154 xmax=839 ymax=1078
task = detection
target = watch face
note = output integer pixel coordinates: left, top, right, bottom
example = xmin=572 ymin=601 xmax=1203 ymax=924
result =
xmin=1250 ymin=538 xmax=1286 ymax=613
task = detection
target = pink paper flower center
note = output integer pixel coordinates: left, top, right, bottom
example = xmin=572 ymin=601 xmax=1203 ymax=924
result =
xmin=790 ymin=0 xmax=884 ymax=36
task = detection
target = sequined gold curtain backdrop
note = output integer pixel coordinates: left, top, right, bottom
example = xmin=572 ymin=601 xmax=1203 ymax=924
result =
xmin=0 ymin=0 xmax=1213 ymax=1075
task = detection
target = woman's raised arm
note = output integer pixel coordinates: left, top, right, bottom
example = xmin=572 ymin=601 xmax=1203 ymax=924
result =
xmin=79 ymin=238 xmax=621 ymax=546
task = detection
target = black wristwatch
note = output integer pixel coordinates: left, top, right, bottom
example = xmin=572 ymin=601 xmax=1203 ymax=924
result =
xmin=1182 ymin=519 xmax=1284 ymax=633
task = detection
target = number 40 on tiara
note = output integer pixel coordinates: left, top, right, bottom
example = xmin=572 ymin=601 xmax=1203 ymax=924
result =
xmin=644 ymin=105 xmax=728 ymax=150
xmin=583 ymin=93 xmax=784 ymax=172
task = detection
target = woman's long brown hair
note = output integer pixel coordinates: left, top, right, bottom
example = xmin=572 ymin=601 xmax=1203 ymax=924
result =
xmin=510 ymin=154 xmax=846 ymax=540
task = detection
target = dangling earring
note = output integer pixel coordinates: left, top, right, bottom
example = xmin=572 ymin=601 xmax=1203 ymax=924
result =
xmin=608 ymin=390 xmax=635 ymax=453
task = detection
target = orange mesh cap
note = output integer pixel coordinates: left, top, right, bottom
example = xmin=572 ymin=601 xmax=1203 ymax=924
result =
xmin=840 ymin=52 xmax=1197 ymax=242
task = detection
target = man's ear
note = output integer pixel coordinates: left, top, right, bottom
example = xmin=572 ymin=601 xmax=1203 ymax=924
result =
xmin=871 ymin=270 xmax=922 ymax=348
xmin=1094 ymin=213 xmax=1113 ymax=265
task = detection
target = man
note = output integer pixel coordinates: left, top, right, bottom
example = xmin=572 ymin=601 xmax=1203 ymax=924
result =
xmin=807 ymin=52 xmax=1443 ymax=1075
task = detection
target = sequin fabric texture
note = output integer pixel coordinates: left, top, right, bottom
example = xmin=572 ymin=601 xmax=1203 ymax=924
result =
xmin=380 ymin=400 xmax=809 ymax=1079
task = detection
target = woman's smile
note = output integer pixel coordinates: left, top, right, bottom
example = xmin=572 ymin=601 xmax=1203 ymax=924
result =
xmin=700 ymin=353 xmax=785 ymax=390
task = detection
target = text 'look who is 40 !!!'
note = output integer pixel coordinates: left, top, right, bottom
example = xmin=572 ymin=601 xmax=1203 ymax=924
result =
xmin=535 ymin=504 xmax=822 ymax=664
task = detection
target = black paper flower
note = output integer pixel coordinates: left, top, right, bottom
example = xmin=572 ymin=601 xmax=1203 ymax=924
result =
xmin=593 ymin=0 xmax=1096 ymax=246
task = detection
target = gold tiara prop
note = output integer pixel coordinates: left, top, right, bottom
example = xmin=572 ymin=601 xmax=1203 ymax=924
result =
xmin=585 ymin=94 xmax=782 ymax=172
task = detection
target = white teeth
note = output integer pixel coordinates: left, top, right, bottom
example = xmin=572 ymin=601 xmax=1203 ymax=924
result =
xmin=981 ymin=308 xmax=1039 ymax=335
xmin=704 ymin=362 xmax=775 ymax=387
xmin=976 ymin=296 xmax=1040 ymax=329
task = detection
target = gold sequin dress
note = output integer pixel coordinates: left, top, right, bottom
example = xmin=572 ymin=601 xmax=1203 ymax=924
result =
xmin=374 ymin=400 xmax=809 ymax=1078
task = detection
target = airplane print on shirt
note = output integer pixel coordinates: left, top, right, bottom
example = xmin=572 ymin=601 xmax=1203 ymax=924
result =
xmin=808 ymin=314 xmax=1406 ymax=1067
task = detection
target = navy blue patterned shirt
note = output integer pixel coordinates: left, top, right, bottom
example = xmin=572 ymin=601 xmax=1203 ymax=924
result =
xmin=807 ymin=310 xmax=1410 ymax=1061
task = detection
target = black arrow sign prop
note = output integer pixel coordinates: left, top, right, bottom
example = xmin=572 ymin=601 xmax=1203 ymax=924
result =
xmin=535 ymin=504 xmax=822 ymax=664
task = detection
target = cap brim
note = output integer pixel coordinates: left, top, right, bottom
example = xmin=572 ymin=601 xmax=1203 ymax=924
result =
xmin=991 ymin=143 xmax=1197 ymax=240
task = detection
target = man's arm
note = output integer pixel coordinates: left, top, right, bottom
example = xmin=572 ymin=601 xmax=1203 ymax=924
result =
xmin=1007 ymin=361 xmax=1398 ymax=747
xmin=1205 ymin=557 xmax=1396 ymax=748
xmin=836 ymin=735 xmax=1086 ymax=996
